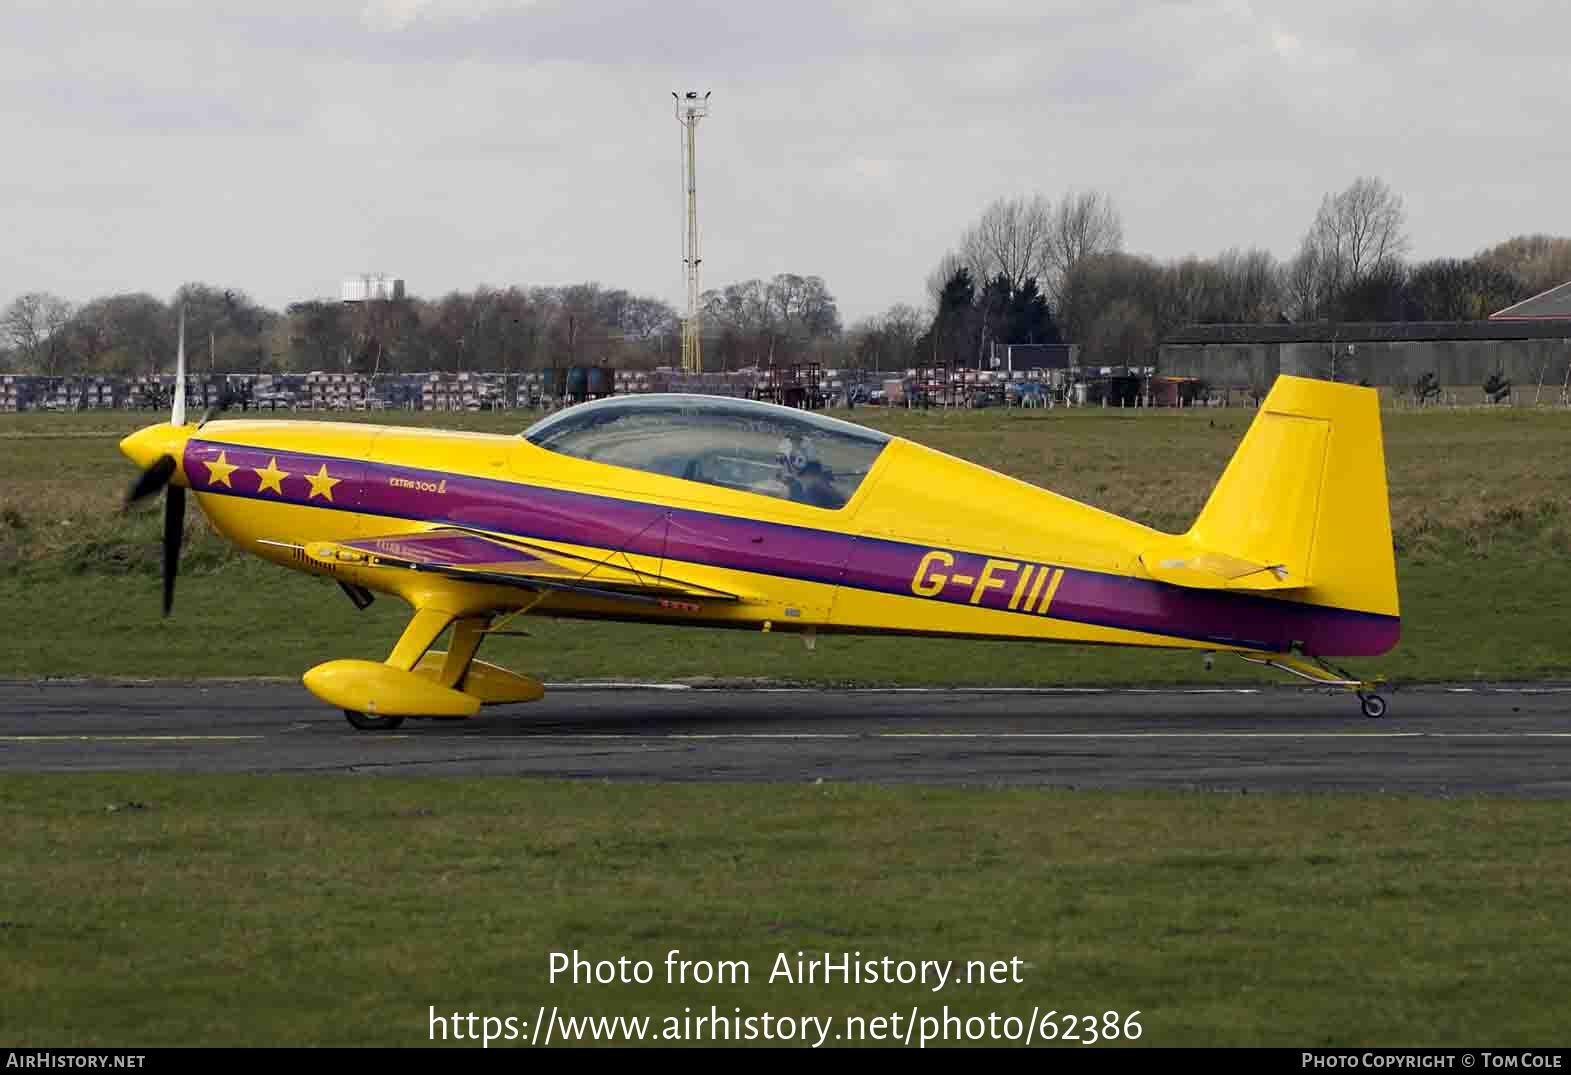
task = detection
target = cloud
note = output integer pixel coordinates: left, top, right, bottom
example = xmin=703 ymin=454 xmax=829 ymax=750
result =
xmin=360 ymin=0 xmax=540 ymax=32
xmin=361 ymin=0 xmax=432 ymax=30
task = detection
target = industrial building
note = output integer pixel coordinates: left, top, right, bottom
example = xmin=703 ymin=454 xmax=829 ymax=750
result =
xmin=1489 ymin=280 xmax=1571 ymax=321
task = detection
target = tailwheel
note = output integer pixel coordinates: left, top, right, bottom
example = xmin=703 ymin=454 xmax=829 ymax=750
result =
xmin=343 ymin=709 xmax=405 ymax=731
xmin=1238 ymin=652 xmax=1390 ymax=717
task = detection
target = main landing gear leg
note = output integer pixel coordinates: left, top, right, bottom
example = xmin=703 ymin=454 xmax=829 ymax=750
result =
xmin=1238 ymin=652 xmax=1389 ymax=718
xmin=343 ymin=607 xmax=456 ymax=732
xmin=434 ymin=616 xmax=491 ymax=689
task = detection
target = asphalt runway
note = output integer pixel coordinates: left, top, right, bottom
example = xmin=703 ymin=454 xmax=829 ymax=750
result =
xmin=4 ymin=680 xmax=1571 ymax=795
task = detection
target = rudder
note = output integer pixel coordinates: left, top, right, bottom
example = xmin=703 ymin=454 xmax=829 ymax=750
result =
xmin=1186 ymin=375 xmax=1399 ymax=623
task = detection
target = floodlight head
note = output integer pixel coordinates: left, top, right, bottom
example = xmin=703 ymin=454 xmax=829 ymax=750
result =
xmin=674 ymin=90 xmax=711 ymax=119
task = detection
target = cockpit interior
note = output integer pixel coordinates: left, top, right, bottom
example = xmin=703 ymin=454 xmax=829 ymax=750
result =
xmin=522 ymin=395 xmax=890 ymax=510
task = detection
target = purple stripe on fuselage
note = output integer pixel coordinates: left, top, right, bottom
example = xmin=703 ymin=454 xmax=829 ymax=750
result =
xmin=663 ymin=511 xmax=851 ymax=587
xmin=358 ymin=464 xmax=670 ymax=559
xmin=838 ymin=539 xmax=1397 ymax=656
xmin=1049 ymin=567 xmax=1398 ymax=656
xmin=186 ymin=438 xmax=1398 ymax=656
xmin=343 ymin=532 xmax=544 ymax=567
xmin=185 ymin=440 xmax=368 ymax=509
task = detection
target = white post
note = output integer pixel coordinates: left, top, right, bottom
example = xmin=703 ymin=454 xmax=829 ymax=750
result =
xmin=171 ymin=306 xmax=187 ymax=426
xmin=674 ymin=91 xmax=711 ymax=375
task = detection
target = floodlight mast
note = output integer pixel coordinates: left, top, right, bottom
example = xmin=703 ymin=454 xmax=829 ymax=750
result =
xmin=674 ymin=91 xmax=710 ymax=374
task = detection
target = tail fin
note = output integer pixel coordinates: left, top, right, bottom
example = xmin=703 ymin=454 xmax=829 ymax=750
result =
xmin=1140 ymin=375 xmax=1399 ymax=622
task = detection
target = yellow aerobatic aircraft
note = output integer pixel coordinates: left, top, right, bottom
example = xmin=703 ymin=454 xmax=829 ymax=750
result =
xmin=121 ymin=349 xmax=1399 ymax=729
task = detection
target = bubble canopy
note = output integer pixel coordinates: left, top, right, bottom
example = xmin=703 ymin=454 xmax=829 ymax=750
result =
xmin=521 ymin=394 xmax=891 ymax=510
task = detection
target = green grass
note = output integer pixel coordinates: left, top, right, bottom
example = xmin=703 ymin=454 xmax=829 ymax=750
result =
xmin=3 ymin=405 xmax=1571 ymax=684
xmin=5 ymin=549 xmax=1571 ymax=685
xmin=2 ymin=776 xmax=1569 ymax=1046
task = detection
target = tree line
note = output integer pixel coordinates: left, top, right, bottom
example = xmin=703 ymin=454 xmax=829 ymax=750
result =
xmin=5 ymin=179 xmax=1569 ymax=376
xmin=0 ymin=273 xmax=858 ymax=379
xmin=915 ymin=179 xmax=1571 ymax=368
xmin=0 ymin=282 xmax=689 ymax=379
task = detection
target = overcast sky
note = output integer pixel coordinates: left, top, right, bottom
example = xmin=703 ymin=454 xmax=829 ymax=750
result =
xmin=3 ymin=0 xmax=1564 ymax=323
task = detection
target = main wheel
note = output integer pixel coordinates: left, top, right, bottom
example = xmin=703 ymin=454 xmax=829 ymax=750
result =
xmin=1359 ymin=694 xmax=1387 ymax=719
xmin=344 ymin=709 xmax=405 ymax=731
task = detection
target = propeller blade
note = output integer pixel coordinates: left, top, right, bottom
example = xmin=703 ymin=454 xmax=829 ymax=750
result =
xmin=162 ymin=485 xmax=184 ymax=617
xmin=125 ymin=454 xmax=176 ymax=507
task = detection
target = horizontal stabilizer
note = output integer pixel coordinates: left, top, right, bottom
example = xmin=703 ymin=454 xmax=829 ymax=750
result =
xmin=1138 ymin=543 xmax=1303 ymax=591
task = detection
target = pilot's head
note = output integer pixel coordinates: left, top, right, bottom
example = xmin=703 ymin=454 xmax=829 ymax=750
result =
xmin=776 ymin=435 xmax=817 ymax=475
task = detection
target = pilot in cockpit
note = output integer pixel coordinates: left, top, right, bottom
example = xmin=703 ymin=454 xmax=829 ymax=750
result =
xmin=776 ymin=434 xmax=843 ymax=509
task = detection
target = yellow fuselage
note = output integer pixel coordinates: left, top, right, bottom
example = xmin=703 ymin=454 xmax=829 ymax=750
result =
xmin=122 ymin=414 xmax=1398 ymax=659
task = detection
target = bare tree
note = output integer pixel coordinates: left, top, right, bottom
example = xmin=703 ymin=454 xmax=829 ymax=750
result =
xmin=620 ymin=295 xmax=678 ymax=343
xmin=2 ymin=292 xmax=75 ymax=374
xmin=61 ymin=304 xmax=110 ymax=371
xmin=1292 ymin=176 xmax=1409 ymax=318
xmin=850 ymin=302 xmax=928 ymax=373
xmin=1056 ymin=251 xmax=1154 ymax=347
xmin=167 ymin=282 xmax=275 ymax=372
xmin=1215 ymin=248 xmax=1283 ymax=322
xmin=1046 ymin=190 xmax=1124 ymax=301
xmin=766 ymin=273 xmax=841 ymax=339
xmin=285 ymin=300 xmax=353 ymax=371
xmin=95 ymin=293 xmax=171 ymax=375
xmin=696 ymin=274 xmax=842 ymax=368
xmin=881 ymin=303 xmax=926 ymax=358
xmin=1160 ymin=257 xmax=1227 ymax=328
xmin=959 ymin=195 xmax=1054 ymax=294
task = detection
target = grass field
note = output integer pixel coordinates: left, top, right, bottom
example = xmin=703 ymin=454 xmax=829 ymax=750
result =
xmin=3 ymin=404 xmax=1570 ymax=685
xmin=4 ymin=776 xmax=1570 ymax=1047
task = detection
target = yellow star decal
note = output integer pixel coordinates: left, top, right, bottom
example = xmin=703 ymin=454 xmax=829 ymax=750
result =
xmin=255 ymin=457 xmax=290 ymax=496
xmin=304 ymin=463 xmax=340 ymax=502
xmin=203 ymin=450 xmax=238 ymax=488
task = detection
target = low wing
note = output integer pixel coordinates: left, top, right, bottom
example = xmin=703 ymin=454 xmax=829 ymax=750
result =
xmin=299 ymin=527 xmax=740 ymax=610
